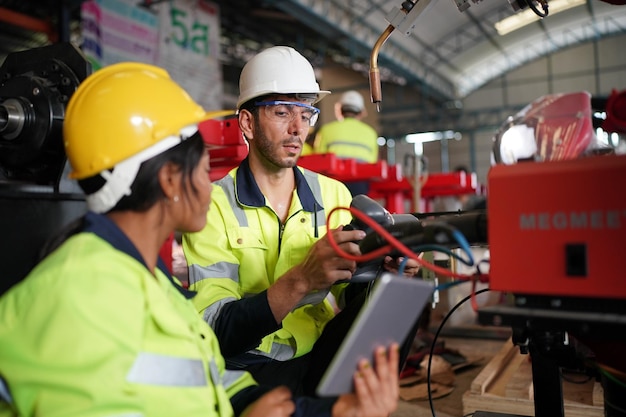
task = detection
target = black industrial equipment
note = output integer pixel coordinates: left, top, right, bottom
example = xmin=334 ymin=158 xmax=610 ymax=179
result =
xmin=0 ymin=43 xmax=91 ymax=295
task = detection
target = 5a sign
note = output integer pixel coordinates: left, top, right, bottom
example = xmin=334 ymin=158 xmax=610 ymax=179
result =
xmin=169 ymin=5 xmax=211 ymax=56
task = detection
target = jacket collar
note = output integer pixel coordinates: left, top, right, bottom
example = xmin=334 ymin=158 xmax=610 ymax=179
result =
xmin=83 ymin=211 xmax=196 ymax=299
xmin=235 ymin=157 xmax=323 ymax=212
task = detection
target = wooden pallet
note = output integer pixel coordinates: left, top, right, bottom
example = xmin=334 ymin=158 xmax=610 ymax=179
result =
xmin=462 ymin=338 xmax=604 ymax=417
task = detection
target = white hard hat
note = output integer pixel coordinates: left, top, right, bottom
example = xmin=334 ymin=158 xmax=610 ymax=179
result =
xmin=340 ymin=90 xmax=365 ymax=113
xmin=237 ymin=46 xmax=330 ymax=109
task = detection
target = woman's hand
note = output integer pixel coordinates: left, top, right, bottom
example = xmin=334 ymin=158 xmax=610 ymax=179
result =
xmin=332 ymin=344 xmax=400 ymax=417
xmin=241 ymin=386 xmax=295 ymax=417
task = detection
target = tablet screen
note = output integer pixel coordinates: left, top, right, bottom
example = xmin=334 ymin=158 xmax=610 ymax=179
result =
xmin=316 ymin=273 xmax=435 ymax=396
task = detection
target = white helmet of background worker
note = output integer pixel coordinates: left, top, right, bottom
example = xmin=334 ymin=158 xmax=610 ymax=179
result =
xmin=236 ymin=45 xmax=330 ymax=109
xmin=340 ymin=90 xmax=365 ymax=113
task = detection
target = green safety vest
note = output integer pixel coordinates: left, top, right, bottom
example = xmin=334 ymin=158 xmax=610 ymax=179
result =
xmin=315 ymin=118 xmax=379 ymax=163
xmin=0 ymin=232 xmax=256 ymax=416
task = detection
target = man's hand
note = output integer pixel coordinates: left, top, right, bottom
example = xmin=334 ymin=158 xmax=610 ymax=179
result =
xmin=267 ymin=226 xmax=365 ymax=323
xmin=297 ymin=226 xmax=366 ymax=290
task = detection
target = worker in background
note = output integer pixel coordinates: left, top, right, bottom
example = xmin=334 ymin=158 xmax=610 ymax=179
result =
xmin=0 ymin=62 xmax=400 ymax=417
xmin=314 ymin=90 xmax=379 ymax=196
xmin=183 ymin=46 xmax=420 ymax=398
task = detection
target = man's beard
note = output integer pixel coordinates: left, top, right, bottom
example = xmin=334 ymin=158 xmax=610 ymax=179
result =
xmin=252 ymin=119 xmax=301 ymax=169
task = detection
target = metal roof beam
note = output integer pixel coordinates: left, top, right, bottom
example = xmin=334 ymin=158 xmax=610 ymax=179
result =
xmin=270 ymin=0 xmax=457 ymax=100
xmin=457 ymin=14 xmax=626 ymax=96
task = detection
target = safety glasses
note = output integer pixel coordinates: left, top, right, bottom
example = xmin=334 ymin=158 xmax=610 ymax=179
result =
xmin=254 ymin=100 xmax=320 ymax=127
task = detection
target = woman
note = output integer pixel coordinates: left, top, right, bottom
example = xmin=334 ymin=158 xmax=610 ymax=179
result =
xmin=0 ymin=62 xmax=399 ymax=417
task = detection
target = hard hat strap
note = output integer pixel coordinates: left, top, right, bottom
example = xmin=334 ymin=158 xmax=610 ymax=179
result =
xmin=86 ymin=125 xmax=198 ymax=213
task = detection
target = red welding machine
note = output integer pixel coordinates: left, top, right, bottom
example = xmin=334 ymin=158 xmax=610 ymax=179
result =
xmin=488 ymin=153 xmax=626 ymax=300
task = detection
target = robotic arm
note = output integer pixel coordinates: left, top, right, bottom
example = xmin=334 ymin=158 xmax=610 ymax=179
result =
xmin=369 ymin=0 xmax=553 ymax=109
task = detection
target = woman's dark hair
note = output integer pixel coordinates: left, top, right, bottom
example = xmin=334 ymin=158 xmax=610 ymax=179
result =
xmin=113 ymin=131 xmax=205 ymax=212
xmin=79 ymin=131 xmax=206 ymax=213
xmin=39 ymin=132 xmax=206 ymax=260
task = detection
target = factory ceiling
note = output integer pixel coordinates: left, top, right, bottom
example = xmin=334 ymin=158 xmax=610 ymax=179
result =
xmin=0 ymin=0 xmax=625 ymax=135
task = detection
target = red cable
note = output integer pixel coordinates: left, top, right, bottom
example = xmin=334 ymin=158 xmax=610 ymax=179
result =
xmin=326 ymin=206 xmax=477 ymax=280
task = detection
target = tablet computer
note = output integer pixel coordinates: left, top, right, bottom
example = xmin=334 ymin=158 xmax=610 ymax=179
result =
xmin=316 ymin=272 xmax=435 ymax=397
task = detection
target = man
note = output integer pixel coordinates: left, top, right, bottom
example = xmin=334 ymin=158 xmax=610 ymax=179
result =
xmin=314 ymin=90 xmax=379 ymax=196
xmin=183 ymin=46 xmax=416 ymax=397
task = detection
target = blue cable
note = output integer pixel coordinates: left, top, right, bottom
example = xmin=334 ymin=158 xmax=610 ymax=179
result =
xmin=398 ymin=256 xmax=409 ymax=275
xmin=451 ymin=229 xmax=475 ymax=266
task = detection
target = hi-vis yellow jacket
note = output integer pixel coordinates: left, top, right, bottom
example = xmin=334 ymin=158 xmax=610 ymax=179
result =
xmin=0 ymin=213 xmax=257 ymax=417
xmin=315 ymin=118 xmax=379 ymax=164
xmin=183 ymin=159 xmax=354 ymax=362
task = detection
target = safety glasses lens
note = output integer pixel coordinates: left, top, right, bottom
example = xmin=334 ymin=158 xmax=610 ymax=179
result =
xmin=256 ymin=101 xmax=320 ymax=127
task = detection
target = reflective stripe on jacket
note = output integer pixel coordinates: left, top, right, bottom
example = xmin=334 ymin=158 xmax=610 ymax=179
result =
xmin=184 ymin=158 xmax=353 ymax=360
xmin=0 ymin=213 xmax=256 ymax=417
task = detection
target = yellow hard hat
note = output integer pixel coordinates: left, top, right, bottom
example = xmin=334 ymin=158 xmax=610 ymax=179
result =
xmin=64 ymin=62 xmax=232 ymax=180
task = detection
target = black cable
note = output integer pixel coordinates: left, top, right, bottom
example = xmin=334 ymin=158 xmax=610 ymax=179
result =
xmin=427 ymin=288 xmax=491 ymax=417
xmin=605 ymin=397 xmax=626 ymax=415
xmin=528 ymin=0 xmax=549 ymax=18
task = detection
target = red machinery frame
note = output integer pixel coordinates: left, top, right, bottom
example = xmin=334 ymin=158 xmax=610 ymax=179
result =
xmin=199 ymin=116 xmax=249 ymax=181
xmin=488 ymin=154 xmax=626 ymax=299
xmin=198 ymin=118 xmax=480 ymax=214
